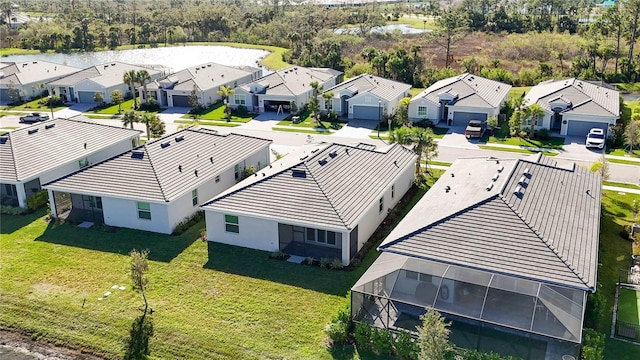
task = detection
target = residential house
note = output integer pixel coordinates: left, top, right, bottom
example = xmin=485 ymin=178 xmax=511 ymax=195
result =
xmin=0 ymin=61 xmax=81 ymax=103
xmin=0 ymin=118 xmax=141 ymax=209
xmin=408 ymin=73 xmax=511 ymax=126
xmin=352 ymin=154 xmax=601 ymax=360
xmin=142 ymin=62 xmax=262 ymax=108
xmin=44 ymin=128 xmax=271 ymax=234
xmin=231 ymin=66 xmax=343 ymax=113
xmin=202 ymin=142 xmax=416 ymax=265
xmin=320 ymin=74 xmax=411 ymax=120
xmin=46 ymin=62 xmax=165 ymax=104
xmin=524 ymin=78 xmax=619 ymax=137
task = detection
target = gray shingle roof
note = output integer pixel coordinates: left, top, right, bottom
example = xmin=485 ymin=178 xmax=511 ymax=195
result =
xmin=379 ymin=154 xmax=601 ymax=291
xmin=47 ymin=62 xmax=162 ymax=88
xmin=0 ymin=118 xmax=141 ymax=182
xmin=412 ymin=73 xmax=511 ymax=108
xmin=148 ymin=62 xmax=259 ymax=92
xmin=323 ymin=74 xmax=411 ymax=102
xmin=203 ymin=143 xmax=417 ymax=230
xmin=524 ymin=78 xmax=619 ymax=117
xmin=0 ymin=61 xmax=81 ymax=86
xmin=44 ymin=128 xmax=272 ymax=203
xmin=238 ymin=66 xmax=342 ymax=97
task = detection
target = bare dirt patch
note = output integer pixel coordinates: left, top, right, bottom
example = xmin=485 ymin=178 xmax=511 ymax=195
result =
xmin=0 ymin=330 xmax=104 ymax=360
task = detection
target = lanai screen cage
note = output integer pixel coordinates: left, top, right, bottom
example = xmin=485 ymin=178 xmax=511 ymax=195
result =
xmin=351 ymin=253 xmax=583 ymax=360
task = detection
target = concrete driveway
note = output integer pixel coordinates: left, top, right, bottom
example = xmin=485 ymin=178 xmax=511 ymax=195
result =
xmin=331 ymin=119 xmax=377 ymax=139
xmin=557 ymin=135 xmax=602 ymax=162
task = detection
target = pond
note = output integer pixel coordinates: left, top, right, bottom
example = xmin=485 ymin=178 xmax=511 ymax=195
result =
xmin=335 ymin=24 xmax=431 ymax=35
xmin=0 ymin=45 xmax=271 ymax=73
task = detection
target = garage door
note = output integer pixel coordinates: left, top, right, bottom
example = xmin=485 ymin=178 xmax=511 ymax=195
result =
xmin=452 ymin=111 xmax=488 ymax=127
xmin=566 ymin=120 xmax=609 ymax=137
xmin=77 ymin=91 xmax=97 ymax=103
xmin=172 ymin=95 xmax=191 ymax=107
xmin=352 ymin=105 xmax=382 ymax=121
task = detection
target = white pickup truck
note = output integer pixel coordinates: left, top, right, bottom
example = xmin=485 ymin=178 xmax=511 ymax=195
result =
xmin=19 ymin=113 xmax=50 ymax=123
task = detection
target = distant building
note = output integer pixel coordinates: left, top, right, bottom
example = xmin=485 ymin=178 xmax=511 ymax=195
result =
xmin=0 ymin=61 xmax=81 ymax=103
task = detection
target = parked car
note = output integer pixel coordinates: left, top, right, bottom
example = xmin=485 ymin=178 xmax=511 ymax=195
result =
xmin=19 ymin=113 xmax=50 ymax=123
xmin=585 ymin=128 xmax=605 ymax=149
xmin=464 ymin=120 xmax=487 ymax=139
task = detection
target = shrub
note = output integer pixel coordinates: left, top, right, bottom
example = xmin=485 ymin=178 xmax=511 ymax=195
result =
xmin=320 ymin=257 xmax=332 ymax=268
xmin=371 ymin=327 xmax=394 ymax=356
xmin=535 ymin=128 xmax=550 ymax=140
xmin=620 ymin=224 xmax=632 ymax=241
xmin=584 ymin=283 xmax=606 ymax=330
xmin=581 ymin=328 xmax=604 ymax=360
xmin=235 ymin=105 xmax=248 ymax=116
xmin=171 ymin=211 xmax=204 ymax=235
xmin=303 ymin=256 xmax=315 ymax=265
xmin=415 ymin=119 xmax=435 ymax=128
xmin=324 ymin=301 xmax=351 ymax=345
xmin=268 ymin=251 xmax=288 ymax=260
xmin=138 ymin=98 xmax=160 ymax=112
xmin=354 ymin=322 xmax=373 ymax=350
xmin=329 ymin=258 xmax=344 ymax=270
xmin=38 ymin=95 xmax=64 ymax=107
xmin=0 ymin=205 xmax=30 ymax=215
xmin=26 ymin=190 xmax=48 ymax=211
xmin=394 ymin=330 xmax=418 ymax=360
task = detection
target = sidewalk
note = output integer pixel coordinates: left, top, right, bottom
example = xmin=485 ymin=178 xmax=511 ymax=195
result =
xmin=603 ymin=186 xmax=640 ymax=194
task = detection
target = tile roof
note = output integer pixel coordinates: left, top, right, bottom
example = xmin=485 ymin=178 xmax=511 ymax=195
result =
xmin=0 ymin=118 xmax=141 ymax=182
xmin=379 ymin=154 xmax=601 ymax=291
xmin=0 ymin=61 xmax=81 ymax=86
xmin=203 ymin=142 xmax=417 ymax=230
xmin=524 ymin=78 xmax=619 ymax=117
xmin=47 ymin=62 xmax=162 ymax=88
xmin=147 ymin=62 xmax=259 ymax=92
xmin=238 ymin=66 xmax=342 ymax=97
xmin=44 ymin=128 xmax=272 ymax=203
xmin=412 ymin=73 xmax=511 ymax=108
xmin=323 ymin=74 xmax=411 ymax=102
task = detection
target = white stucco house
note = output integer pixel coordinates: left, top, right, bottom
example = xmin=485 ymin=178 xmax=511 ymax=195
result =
xmin=44 ymin=128 xmax=271 ymax=234
xmin=0 ymin=61 xmax=81 ymax=103
xmin=524 ymin=79 xmax=619 ymax=137
xmin=231 ymin=66 xmax=343 ymax=113
xmin=202 ymin=142 xmax=416 ymax=265
xmin=409 ymin=73 xmax=511 ymax=126
xmin=320 ymin=74 xmax=411 ymax=120
xmin=0 ymin=118 xmax=141 ymax=209
xmin=46 ymin=62 xmax=165 ymax=104
xmin=142 ymin=62 xmax=262 ymax=108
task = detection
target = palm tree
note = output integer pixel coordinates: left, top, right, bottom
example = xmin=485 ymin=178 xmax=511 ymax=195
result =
xmin=140 ymin=113 xmax=158 ymax=138
xmin=390 ymin=126 xmax=437 ymax=179
xmin=322 ymin=92 xmax=334 ymax=117
xmin=526 ymin=104 xmax=544 ymax=139
xmin=217 ymin=85 xmax=235 ymax=121
xmin=136 ymin=70 xmax=151 ymax=104
xmin=123 ymin=70 xmax=139 ymax=109
xmin=122 ymin=110 xmax=139 ymax=129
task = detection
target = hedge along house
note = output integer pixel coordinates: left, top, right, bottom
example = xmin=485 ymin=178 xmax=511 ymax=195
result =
xmin=523 ymin=79 xmax=619 ymax=137
xmin=202 ymin=142 xmax=416 ymax=265
xmin=408 ymin=73 xmax=511 ymax=126
xmin=142 ymin=62 xmax=262 ymax=108
xmin=44 ymin=128 xmax=271 ymax=233
xmin=46 ymin=62 xmax=165 ymax=104
xmin=0 ymin=61 xmax=81 ymax=103
xmin=320 ymin=74 xmax=411 ymax=120
xmin=352 ymin=154 xmax=601 ymax=360
xmin=231 ymin=66 xmax=343 ymax=113
xmin=0 ymin=118 xmax=141 ymax=209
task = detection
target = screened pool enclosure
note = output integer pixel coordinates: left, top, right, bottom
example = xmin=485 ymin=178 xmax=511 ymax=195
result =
xmin=351 ymin=253 xmax=583 ymax=360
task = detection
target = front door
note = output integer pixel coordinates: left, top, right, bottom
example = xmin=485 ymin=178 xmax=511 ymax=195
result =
xmin=552 ymin=112 xmax=562 ymax=130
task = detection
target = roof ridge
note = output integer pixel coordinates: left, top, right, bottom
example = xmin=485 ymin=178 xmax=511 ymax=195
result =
xmin=5 ymin=135 xmax=19 ymax=181
xmin=63 ymin=117 xmax=144 ymax=133
xmin=302 ymin=160 xmax=350 ymax=229
xmin=141 ymin=143 xmax=170 ymax=202
xmin=497 ymin=194 xmax=589 ymax=288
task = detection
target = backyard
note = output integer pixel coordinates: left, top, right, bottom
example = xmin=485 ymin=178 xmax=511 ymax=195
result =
xmin=618 ymin=288 xmax=640 ymax=327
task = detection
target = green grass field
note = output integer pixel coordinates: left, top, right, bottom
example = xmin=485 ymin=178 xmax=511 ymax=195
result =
xmin=88 ymin=98 xmax=139 ymax=115
xmin=174 ymin=119 xmax=240 ymax=127
xmin=7 ymin=97 xmax=66 ymax=112
xmin=608 ymin=158 xmax=640 ymax=166
xmin=607 ymin=149 xmax=640 ymax=158
xmin=509 ymin=86 xmax=531 ymax=99
xmin=409 ymin=87 xmax=425 ymax=97
xmin=603 ymin=181 xmax=640 ymax=190
xmin=272 ymin=127 xmax=332 ymax=135
xmin=180 ymin=103 xmax=256 ymax=123
xmin=487 ymin=135 xmax=565 ymax=150
xmin=276 ymin=112 xmax=345 ymax=131
xmin=618 ymin=288 xmax=640 ymax=325
xmin=479 ymin=145 xmax=558 ymax=156
xmin=387 ymin=17 xmax=437 ymax=30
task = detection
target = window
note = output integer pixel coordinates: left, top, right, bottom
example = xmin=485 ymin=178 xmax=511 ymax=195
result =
xmin=215 ymin=175 xmax=220 ymax=183
xmin=234 ymin=164 xmax=240 ymax=180
xmin=79 ymin=157 xmax=89 ymax=168
xmin=418 ymin=106 xmax=427 ymax=117
xmin=317 ymin=229 xmax=326 ymax=243
xmin=327 ymin=231 xmax=341 ymax=245
xmin=234 ymin=94 xmax=246 ymax=105
xmin=3 ymin=184 xmax=16 ymax=197
xmin=306 ymin=228 xmax=316 ymax=242
xmin=137 ymin=202 xmax=151 ymax=220
xmin=192 ymin=189 xmax=198 ymax=206
xmin=406 ymin=270 xmax=419 ymax=280
xmin=379 ymin=197 xmax=384 ymax=213
xmin=96 ymin=196 xmax=103 ymax=209
xmin=225 ymin=214 xmax=239 ymax=233
xmin=391 ymin=184 xmax=395 ymax=199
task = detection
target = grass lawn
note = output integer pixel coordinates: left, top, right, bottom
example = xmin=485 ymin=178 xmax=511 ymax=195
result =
xmin=0 ymin=48 xmax=41 ymax=56
xmin=88 ymin=98 xmax=140 ymax=115
xmin=608 ymin=158 xmax=640 ymax=166
xmin=180 ymin=103 xmax=257 ymax=123
xmin=603 ymin=181 xmax=640 ymax=190
xmin=409 ymin=87 xmax=425 ymax=97
xmin=615 ymin=83 xmax=640 ymax=92
xmin=487 ymin=135 xmax=565 ymax=150
xmin=174 ymin=119 xmax=240 ymax=127
xmin=372 ymin=126 xmax=448 ymax=139
xmin=276 ymin=111 xmax=345 ymax=131
xmin=509 ymin=86 xmax=531 ymax=99
xmin=479 ymin=145 xmax=558 ymax=156
xmin=421 ymin=160 xmax=452 ymax=167
xmin=595 ymin=191 xmax=640 ymax=359
xmin=8 ymin=98 xmax=66 ymax=112
xmin=607 ymin=148 xmax=640 ymax=158
xmin=272 ymin=127 xmax=332 ymax=135
xmin=83 ymin=114 xmax=121 ymax=120
xmin=618 ymin=288 xmax=640 ymax=325
xmin=387 ymin=17 xmax=437 ymax=30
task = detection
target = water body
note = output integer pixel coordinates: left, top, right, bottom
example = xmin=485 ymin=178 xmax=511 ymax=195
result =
xmin=1 ymin=45 xmax=271 ymax=73
xmin=335 ymin=23 xmax=431 ymax=35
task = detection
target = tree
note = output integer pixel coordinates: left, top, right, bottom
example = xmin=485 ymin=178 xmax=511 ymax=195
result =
xmin=624 ymin=119 xmax=640 ymax=152
xmin=509 ymin=109 xmax=524 ymax=137
xmin=390 ymin=126 xmax=437 ymax=180
xmin=93 ymin=92 xmax=103 ymax=104
xmin=590 ymin=154 xmax=610 ymax=181
xmin=188 ymin=85 xmax=200 ymax=110
xmin=1 ymin=1 xmax=13 ymax=29
xmin=129 ymin=248 xmax=150 ymax=314
xmin=429 ymin=6 xmax=470 ymax=67
xmin=147 ymin=115 xmax=166 ymax=138
xmin=395 ymin=97 xmax=411 ymax=126
xmin=217 ymin=85 xmax=235 ymax=121
xmin=622 ymin=0 xmax=640 ymax=80
xmin=526 ymin=104 xmax=544 ymax=138
xmin=140 ymin=113 xmax=159 ymax=138
xmin=136 ymin=70 xmax=151 ymax=104
xmin=308 ymin=81 xmax=322 ymax=126
xmin=322 ymin=91 xmax=334 ymax=117
xmin=111 ymin=90 xmax=124 ymax=114
xmin=122 ymin=110 xmax=139 ymax=130
xmin=417 ymin=307 xmax=451 ymax=360
xmin=123 ymin=70 xmax=139 ymax=109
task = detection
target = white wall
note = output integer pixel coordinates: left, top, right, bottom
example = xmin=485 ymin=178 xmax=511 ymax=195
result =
xmin=103 ymin=196 xmax=172 ymax=234
xmin=408 ymin=98 xmax=439 ymax=122
xmin=205 ymin=212 xmax=280 ymax=252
